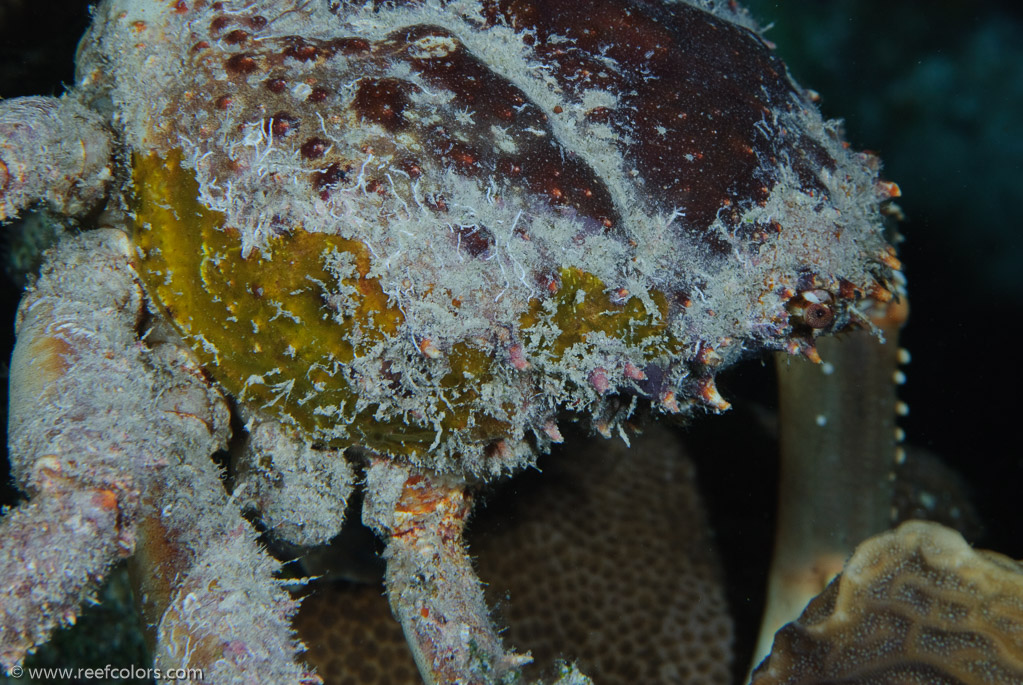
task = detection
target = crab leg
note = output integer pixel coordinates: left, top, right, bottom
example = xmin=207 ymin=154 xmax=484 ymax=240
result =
xmin=0 ymin=96 xmax=112 ymax=221
xmin=363 ymin=459 xmax=532 ymax=685
xmin=1 ymin=229 xmax=315 ymax=682
xmin=128 ymin=342 xmax=320 ymax=685
xmin=1 ymin=229 xmax=150 ymax=669
xmin=232 ymin=418 xmax=354 ymax=548
xmin=752 ymin=299 xmax=909 ymax=670
xmin=0 ymin=472 xmax=133 ymax=669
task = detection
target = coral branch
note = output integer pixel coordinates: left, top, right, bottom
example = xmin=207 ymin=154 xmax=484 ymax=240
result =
xmin=363 ymin=459 xmax=531 ymax=685
xmin=0 ymin=96 xmax=112 ymax=222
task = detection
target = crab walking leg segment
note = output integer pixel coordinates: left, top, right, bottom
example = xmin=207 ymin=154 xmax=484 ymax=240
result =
xmin=1 ymin=229 xmax=179 ymax=665
xmin=363 ymin=459 xmax=533 ymax=685
xmin=119 ymin=341 xmax=320 ymax=685
xmin=233 ymin=419 xmax=354 ymax=548
xmin=1 ymin=229 xmax=149 ymax=669
xmin=0 ymin=472 xmax=133 ymax=669
xmin=752 ymin=299 xmax=909 ymax=671
xmin=1 ymin=229 xmax=316 ymax=681
xmin=130 ymin=395 xmax=320 ymax=683
xmin=0 ymin=96 xmax=112 ymax=221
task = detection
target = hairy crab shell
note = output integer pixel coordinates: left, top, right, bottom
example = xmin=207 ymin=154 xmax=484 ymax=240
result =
xmin=74 ymin=0 xmax=898 ymax=475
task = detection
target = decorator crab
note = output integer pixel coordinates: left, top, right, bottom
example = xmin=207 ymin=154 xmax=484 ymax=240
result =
xmin=5 ymin=0 xmax=985 ymax=683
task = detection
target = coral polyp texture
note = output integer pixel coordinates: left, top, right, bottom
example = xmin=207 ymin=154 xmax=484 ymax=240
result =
xmin=751 ymin=521 xmax=1023 ymax=685
xmin=94 ymin=0 xmax=898 ymax=472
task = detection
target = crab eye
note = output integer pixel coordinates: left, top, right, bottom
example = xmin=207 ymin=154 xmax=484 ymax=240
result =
xmin=804 ymin=302 xmax=834 ymax=329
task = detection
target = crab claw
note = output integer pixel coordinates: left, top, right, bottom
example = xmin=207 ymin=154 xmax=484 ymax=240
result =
xmin=363 ymin=459 xmax=534 ymax=685
xmin=0 ymin=230 xmax=316 ymax=680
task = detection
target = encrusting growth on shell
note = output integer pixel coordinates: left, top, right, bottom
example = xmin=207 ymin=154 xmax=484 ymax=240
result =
xmin=86 ymin=0 xmax=901 ymax=474
xmin=751 ymin=520 xmax=1023 ymax=685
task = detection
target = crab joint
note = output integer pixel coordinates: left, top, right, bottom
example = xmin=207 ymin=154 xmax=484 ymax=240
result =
xmin=0 ymin=96 xmax=113 ymax=221
xmin=364 ymin=460 xmax=532 ymax=685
